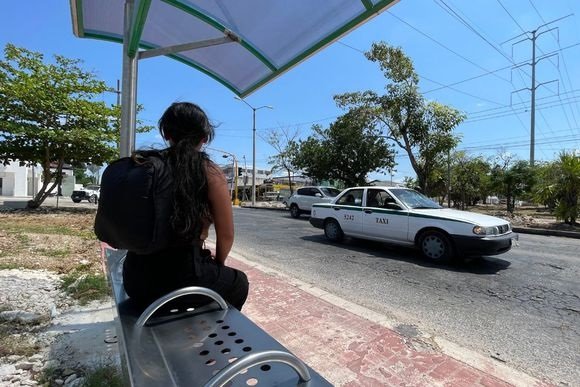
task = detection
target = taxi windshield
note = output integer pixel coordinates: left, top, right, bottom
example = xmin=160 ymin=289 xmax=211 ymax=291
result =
xmin=390 ymin=189 xmax=441 ymax=209
xmin=321 ymin=188 xmax=342 ymax=197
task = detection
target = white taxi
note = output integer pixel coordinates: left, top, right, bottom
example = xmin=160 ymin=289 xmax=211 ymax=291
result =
xmin=309 ymin=186 xmax=518 ymax=262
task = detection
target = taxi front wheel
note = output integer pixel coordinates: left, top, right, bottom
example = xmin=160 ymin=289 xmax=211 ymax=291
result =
xmin=419 ymin=230 xmax=454 ymax=262
xmin=324 ymin=219 xmax=344 ymax=242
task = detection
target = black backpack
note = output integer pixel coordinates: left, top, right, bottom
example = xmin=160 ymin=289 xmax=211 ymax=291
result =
xmin=94 ymin=150 xmax=175 ymax=254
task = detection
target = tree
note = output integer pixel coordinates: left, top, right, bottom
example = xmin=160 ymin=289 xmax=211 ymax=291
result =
xmin=86 ymin=163 xmax=101 ymax=184
xmin=334 ymin=42 xmax=465 ymax=195
xmin=264 ymin=127 xmax=300 ymax=195
xmin=290 ymin=108 xmax=395 ymax=187
xmin=532 ymin=161 xmax=558 ymax=211
xmin=450 ymin=153 xmax=491 ymax=210
xmin=553 ymin=152 xmax=579 ymax=225
xmin=73 ymin=167 xmax=93 ymax=187
xmin=490 ymin=159 xmax=535 ymax=213
xmin=0 ymin=44 xmax=152 ymax=208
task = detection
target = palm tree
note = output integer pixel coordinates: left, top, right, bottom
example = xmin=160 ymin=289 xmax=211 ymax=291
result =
xmin=554 ymin=152 xmax=580 ymax=225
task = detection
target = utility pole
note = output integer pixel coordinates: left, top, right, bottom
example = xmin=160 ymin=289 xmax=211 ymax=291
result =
xmin=506 ymin=17 xmax=568 ymax=166
xmin=113 ymin=79 xmax=121 ymax=107
xmin=447 ymin=149 xmax=451 ymax=208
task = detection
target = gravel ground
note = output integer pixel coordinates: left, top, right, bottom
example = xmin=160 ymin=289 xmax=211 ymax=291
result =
xmin=0 ymin=207 xmax=118 ymax=387
xmin=0 ymin=269 xmax=117 ymax=387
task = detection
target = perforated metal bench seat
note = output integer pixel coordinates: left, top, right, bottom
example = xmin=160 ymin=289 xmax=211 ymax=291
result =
xmin=103 ymin=247 xmax=332 ymax=387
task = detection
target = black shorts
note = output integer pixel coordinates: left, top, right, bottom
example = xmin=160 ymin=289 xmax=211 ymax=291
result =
xmin=122 ymin=246 xmax=249 ymax=310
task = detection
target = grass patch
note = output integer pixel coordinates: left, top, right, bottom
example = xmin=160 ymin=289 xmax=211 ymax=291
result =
xmin=0 ymin=263 xmax=21 ymax=270
xmin=36 ymin=247 xmax=71 ymax=258
xmin=14 ymin=232 xmax=30 ymax=244
xmin=60 ymin=271 xmax=110 ymax=305
xmin=0 ymin=330 xmax=40 ymax=358
xmin=0 ymin=307 xmax=45 ymax=358
xmin=38 ymin=364 xmax=124 ymax=387
xmin=1 ymin=224 xmax=94 ymax=239
xmin=82 ymin=365 xmax=124 ymax=387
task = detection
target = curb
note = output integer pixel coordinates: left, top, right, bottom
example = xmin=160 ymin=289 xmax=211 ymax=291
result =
xmin=513 ymin=226 xmax=580 ymax=239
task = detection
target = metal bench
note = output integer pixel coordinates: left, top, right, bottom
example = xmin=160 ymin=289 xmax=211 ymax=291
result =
xmin=102 ymin=246 xmax=331 ymax=387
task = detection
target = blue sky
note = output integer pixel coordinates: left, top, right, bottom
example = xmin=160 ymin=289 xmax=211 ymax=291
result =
xmin=2 ymin=1 xmax=580 ymax=182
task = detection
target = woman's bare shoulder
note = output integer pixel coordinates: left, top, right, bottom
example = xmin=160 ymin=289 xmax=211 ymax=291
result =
xmin=205 ymin=161 xmax=226 ymax=182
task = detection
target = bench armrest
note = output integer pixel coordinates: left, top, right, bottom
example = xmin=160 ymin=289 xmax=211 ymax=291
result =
xmin=136 ymin=286 xmax=229 ymax=327
xmin=204 ymin=350 xmax=311 ymax=387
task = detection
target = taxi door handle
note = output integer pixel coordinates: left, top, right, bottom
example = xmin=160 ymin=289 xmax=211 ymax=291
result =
xmin=364 ymin=209 xmax=373 ymax=214
xmin=332 ymin=206 xmax=341 ymax=211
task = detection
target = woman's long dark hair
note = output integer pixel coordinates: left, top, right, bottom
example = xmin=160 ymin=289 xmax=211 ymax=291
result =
xmin=158 ymin=102 xmax=216 ymax=243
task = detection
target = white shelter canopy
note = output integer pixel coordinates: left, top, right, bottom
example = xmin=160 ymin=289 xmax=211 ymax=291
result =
xmin=69 ymin=0 xmax=399 ymax=155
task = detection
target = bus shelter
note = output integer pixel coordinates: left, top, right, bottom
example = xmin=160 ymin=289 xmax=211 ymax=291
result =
xmin=69 ymin=0 xmax=399 ymax=156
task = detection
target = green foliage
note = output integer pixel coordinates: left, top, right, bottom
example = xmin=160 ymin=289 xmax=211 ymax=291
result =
xmin=0 ymin=44 xmax=152 ymax=209
xmin=552 ymin=152 xmax=580 ymax=224
xmin=490 ymin=158 xmax=536 ymax=213
xmin=61 ymin=270 xmax=109 ymax=305
xmin=532 ymin=161 xmax=558 ymax=210
xmin=334 ymin=42 xmax=464 ymax=195
xmin=74 ymin=167 xmax=95 ymax=186
xmin=266 ymin=127 xmax=300 ymax=195
xmin=81 ymin=365 xmax=124 ymax=387
xmin=450 ymin=153 xmax=491 ymax=209
xmin=290 ymin=108 xmax=395 ymax=187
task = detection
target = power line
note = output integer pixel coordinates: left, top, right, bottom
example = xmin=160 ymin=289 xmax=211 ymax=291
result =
xmin=423 ymin=42 xmax=580 ymax=94
xmin=466 ymin=88 xmax=580 ymax=115
xmin=528 ymin=0 xmax=580 ymax=136
xmin=464 ymin=96 xmax=580 ymax=122
xmin=387 ymin=10 xmax=512 ymax=83
xmin=434 ymin=0 xmax=515 ymax=64
xmin=432 ymin=0 xmax=542 ymax=159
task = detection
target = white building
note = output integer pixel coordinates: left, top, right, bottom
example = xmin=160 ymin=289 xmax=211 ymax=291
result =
xmin=0 ymin=161 xmax=75 ymax=197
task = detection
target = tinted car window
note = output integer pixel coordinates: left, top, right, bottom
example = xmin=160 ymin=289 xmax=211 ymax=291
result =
xmin=336 ymin=189 xmax=364 ymax=206
xmin=366 ymin=189 xmax=395 ymax=207
xmin=297 ymin=188 xmax=308 ymax=195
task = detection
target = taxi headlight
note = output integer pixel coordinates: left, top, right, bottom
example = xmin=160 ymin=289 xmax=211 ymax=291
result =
xmin=473 ymin=226 xmax=486 ymax=235
xmin=473 ymin=226 xmax=500 ymax=235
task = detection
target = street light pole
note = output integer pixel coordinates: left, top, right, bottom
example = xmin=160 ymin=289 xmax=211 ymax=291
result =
xmin=234 ymin=97 xmax=273 ymax=206
xmin=252 ymin=108 xmax=256 ymax=206
xmin=206 ymin=147 xmax=239 ymax=205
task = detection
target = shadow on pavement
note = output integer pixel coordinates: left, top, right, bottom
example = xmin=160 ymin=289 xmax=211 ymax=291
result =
xmin=300 ymin=234 xmax=512 ymax=275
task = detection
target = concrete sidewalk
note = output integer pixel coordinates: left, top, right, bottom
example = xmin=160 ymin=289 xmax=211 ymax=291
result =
xmin=218 ymin=246 xmax=552 ymax=387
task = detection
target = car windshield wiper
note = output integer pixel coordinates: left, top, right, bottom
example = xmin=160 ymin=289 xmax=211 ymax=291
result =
xmin=413 ymin=206 xmax=440 ymax=209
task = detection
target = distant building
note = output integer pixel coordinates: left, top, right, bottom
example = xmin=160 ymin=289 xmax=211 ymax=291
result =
xmin=0 ymin=161 xmax=74 ymax=197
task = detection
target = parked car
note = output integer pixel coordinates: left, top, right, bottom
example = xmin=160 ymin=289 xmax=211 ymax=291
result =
xmin=71 ymin=185 xmax=100 ymax=204
xmin=287 ymin=186 xmax=342 ymax=218
xmin=309 ymin=186 xmax=518 ymax=262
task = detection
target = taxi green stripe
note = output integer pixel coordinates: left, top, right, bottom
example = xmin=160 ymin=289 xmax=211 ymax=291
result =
xmin=311 ymin=203 xmax=473 ymax=225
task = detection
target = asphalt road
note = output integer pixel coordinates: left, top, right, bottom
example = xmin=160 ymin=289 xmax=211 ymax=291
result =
xmin=220 ymin=207 xmax=580 ymax=386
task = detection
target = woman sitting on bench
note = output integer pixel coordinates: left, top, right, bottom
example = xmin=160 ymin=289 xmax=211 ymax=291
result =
xmin=122 ymin=102 xmax=249 ymax=310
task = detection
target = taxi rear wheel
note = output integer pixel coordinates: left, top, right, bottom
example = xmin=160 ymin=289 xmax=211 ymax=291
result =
xmin=419 ymin=230 xmax=454 ymax=262
xmin=324 ymin=219 xmax=344 ymax=242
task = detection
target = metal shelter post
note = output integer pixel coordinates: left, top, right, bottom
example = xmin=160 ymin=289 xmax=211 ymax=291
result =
xmin=120 ymin=0 xmax=138 ymax=158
